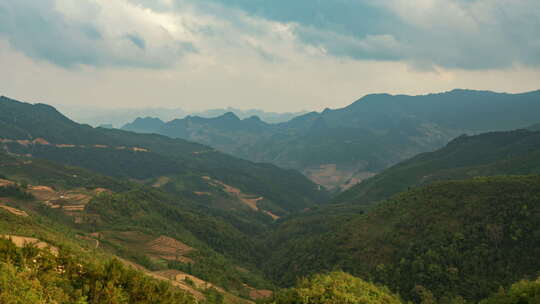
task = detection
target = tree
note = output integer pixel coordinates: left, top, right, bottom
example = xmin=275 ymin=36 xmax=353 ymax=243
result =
xmin=479 ymin=277 xmax=540 ymax=304
xmin=268 ymin=271 xmax=403 ymax=304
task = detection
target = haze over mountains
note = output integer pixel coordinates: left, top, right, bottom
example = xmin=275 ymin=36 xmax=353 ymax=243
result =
xmin=57 ymin=105 xmax=307 ymax=128
xmin=123 ymin=89 xmax=540 ymax=190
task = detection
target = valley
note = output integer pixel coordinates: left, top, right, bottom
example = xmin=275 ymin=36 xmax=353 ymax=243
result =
xmin=0 ymin=93 xmax=539 ymax=304
xmin=3 ymin=2 xmax=540 ymax=302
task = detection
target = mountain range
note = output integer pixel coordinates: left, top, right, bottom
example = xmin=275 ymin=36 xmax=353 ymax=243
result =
xmin=122 ymin=89 xmax=540 ymax=190
xmin=57 ymin=104 xmax=306 ymax=128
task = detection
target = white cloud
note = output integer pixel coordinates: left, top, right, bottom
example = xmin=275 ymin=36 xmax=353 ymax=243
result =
xmin=0 ymin=0 xmax=197 ymax=68
xmin=0 ymin=0 xmax=539 ymax=112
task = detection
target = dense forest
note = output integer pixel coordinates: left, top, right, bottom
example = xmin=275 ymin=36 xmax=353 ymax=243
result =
xmin=335 ymin=129 xmax=540 ymax=206
xmin=263 ymin=175 xmax=540 ymax=302
xmin=262 ymin=271 xmax=540 ymax=304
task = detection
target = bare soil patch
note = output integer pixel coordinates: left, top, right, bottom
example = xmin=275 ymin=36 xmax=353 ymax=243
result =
xmin=0 ymin=179 xmax=15 ymax=187
xmin=152 ymin=176 xmax=171 ymax=188
xmin=249 ymin=289 xmax=273 ymax=300
xmin=146 ymin=235 xmax=194 ymax=263
xmin=202 ymin=176 xmax=280 ymax=219
xmin=0 ymin=204 xmax=28 ymax=217
xmin=117 ymin=259 xmax=205 ymax=300
xmin=304 ymin=164 xmax=376 ymax=191
xmin=1 ymin=235 xmax=58 ymax=255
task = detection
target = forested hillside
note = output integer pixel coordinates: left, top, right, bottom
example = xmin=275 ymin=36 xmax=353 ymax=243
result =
xmin=121 ymin=89 xmax=540 ymax=190
xmin=0 ymin=96 xmax=327 ymax=218
xmin=263 ymin=175 xmax=540 ymax=302
xmin=336 ymin=129 xmax=540 ymax=205
xmin=0 ymin=152 xmax=273 ymax=301
xmin=263 ymin=271 xmax=540 ymax=304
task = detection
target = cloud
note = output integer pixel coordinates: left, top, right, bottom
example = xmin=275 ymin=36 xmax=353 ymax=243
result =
xmin=189 ymin=0 xmax=540 ymax=70
xmin=125 ymin=34 xmax=146 ymax=50
xmin=377 ymin=0 xmax=540 ymax=69
xmin=0 ymin=0 xmax=196 ymax=68
xmin=2 ymin=0 xmax=538 ymax=70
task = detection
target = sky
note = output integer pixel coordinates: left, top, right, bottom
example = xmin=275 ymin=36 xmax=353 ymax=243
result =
xmin=1 ymin=0 xmax=539 ymax=112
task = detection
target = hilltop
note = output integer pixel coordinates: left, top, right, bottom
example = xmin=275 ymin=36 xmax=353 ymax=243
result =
xmin=335 ymin=128 xmax=540 ymax=206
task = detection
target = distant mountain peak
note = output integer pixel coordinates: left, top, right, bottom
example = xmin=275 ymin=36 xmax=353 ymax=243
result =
xmin=121 ymin=116 xmax=165 ymax=133
xmin=134 ymin=116 xmax=164 ymax=123
xmin=220 ymin=112 xmax=240 ymax=120
xmin=245 ymin=115 xmax=262 ymax=122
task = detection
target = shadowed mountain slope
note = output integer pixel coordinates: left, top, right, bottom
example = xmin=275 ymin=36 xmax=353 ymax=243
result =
xmin=122 ymin=89 xmax=540 ymax=190
xmin=335 ymin=129 xmax=540 ymax=206
xmin=0 ymin=96 xmax=328 ymax=217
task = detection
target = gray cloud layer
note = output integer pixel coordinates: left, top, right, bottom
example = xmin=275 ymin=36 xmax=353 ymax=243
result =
xmin=0 ymin=0 xmax=196 ymax=68
xmin=1 ymin=0 xmax=538 ymax=70
xmin=201 ymin=0 xmax=540 ymax=70
xmin=0 ymin=0 xmax=540 ymax=70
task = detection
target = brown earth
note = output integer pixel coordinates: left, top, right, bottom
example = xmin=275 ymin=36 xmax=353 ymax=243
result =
xmin=304 ymin=164 xmax=376 ymax=191
xmin=99 ymin=231 xmax=194 ymax=264
xmin=28 ymin=185 xmax=106 ymax=223
xmin=132 ymin=147 xmax=149 ymax=152
xmin=33 ymin=138 xmax=50 ymax=145
xmin=152 ymin=176 xmax=171 ymax=188
xmin=0 ymin=202 xmax=29 ymax=217
xmin=263 ymin=210 xmax=280 ymax=220
xmin=1 ymin=235 xmax=58 ymax=255
xmin=202 ymin=176 xmax=280 ymax=219
xmin=194 ymin=191 xmax=211 ymax=196
xmin=117 ymin=258 xmax=206 ymax=301
xmin=0 ymin=137 xmax=150 ymax=153
xmin=155 ymin=269 xmax=225 ymax=292
xmin=0 ymin=179 xmax=15 ymax=187
xmin=93 ymin=188 xmax=111 ymax=195
xmin=249 ymin=289 xmax=273 ymax=300
xmin=146 ymin=235 xmax=194 ymax=263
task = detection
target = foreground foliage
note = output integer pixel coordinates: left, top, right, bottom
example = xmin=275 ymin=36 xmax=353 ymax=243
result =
xmin=0 ymin=238 xmax=196 ymax=304
xmin=267 ymin=272 xmax=540 ymax=304
xmin=479 ymin=277 xmax=540 ymax=304
xmin=267 ymin=271 xmax=402 ymax=304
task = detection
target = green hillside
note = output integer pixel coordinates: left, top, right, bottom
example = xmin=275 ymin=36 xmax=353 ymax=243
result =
xmin=0 ymin=193 xmax=201 ymax=303
xmin=335 ymin=129 xmax=540 ymax=206
xmin=264 ymin=271 xmax=540 ymax=304
xmin=0 ymin=96 xmax=328 ymax=217
xmin=0 ymin=153 xmax=272 ymax=300
xmin=263 ymin=175 xmax=540 ymax=302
